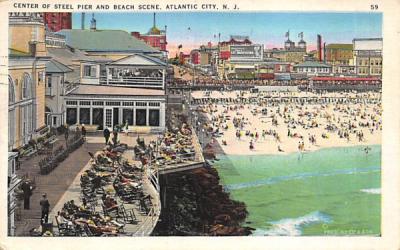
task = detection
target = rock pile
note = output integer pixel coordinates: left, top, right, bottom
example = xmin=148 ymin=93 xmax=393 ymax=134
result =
xmin=153 ymin=167 xmax=254 ymax=236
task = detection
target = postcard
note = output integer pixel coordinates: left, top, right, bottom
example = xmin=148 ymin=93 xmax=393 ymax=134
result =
xmin=0 ymin=0 xmax=399 ymax=249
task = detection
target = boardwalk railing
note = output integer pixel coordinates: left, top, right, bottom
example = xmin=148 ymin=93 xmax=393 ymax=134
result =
xmin=132 ymin=169 xmax=161 ymax=236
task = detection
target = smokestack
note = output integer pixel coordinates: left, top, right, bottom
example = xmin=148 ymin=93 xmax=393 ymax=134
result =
xmin=81 ymin=13 xmax=85 ymax=30
xmin=323 ymin=42 xmax=326 ymax=63
xmin=317 ymin=34 xmax=322 ymax=62
xmin=153 ymin=12 xmax=156 ymax=27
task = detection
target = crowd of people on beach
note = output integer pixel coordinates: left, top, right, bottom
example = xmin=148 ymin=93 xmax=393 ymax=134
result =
xmin=192 ymin=89 xmax=382 ymax=154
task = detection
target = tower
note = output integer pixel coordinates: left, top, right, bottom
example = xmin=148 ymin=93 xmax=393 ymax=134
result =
xmin=90 ymin=13 xmax=96 ymax=31
xmin=298 ymin=32 xmax=306 ymax=51
xmin=81 ymin=13 xmax=85 ymax=30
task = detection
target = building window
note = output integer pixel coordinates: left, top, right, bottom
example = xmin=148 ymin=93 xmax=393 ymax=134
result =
xmin=79 ymin=101 xmax=91 ymax=106
xmin=8 ymin=76 xmax=15 ymax=104
xmin=149 ymin=109 xmax=160 ymax=126
xmin=92 ymin=108 xmax=103 ymax=130
xmin=136 ymin=102 xmax=147 ymax=107
xmin=83 ymin=65 xmax=97 ymax=78
xmin=66 ymin=100 xmax=77 ymax=105
xmin=53 ymin=116 xmax=57 ymax=126
xmin=47 ymin=77 xmax=52 ymax=88
xmin=8 ymin=109 xmax=15 ymax=147
xmin=106 ymin=101 xmax=120 ymax=106
xmin=93 ymin=101 xmax=104 ymax=106
xmin=122 ymin=109 xmax=134 ymax=125
xmin=66 ymin=108 xmax=77 ymax=125
xmin=38 ymin=71 xmax=45 ymax=83
xmin=122 ymin=101 xmax=135 ymax=106
xmin=136 ymin=109 xmax=146 ymax=126
xmin=22 ymin=74 xmax=32 ymax=99
xmin=79 ymin=108 xmax=90 ymax=124
xmin=149 ymin=102 xmax=160 ymax=107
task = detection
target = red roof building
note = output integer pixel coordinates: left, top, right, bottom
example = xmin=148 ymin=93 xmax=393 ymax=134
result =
xmin=218 ymin=35 xmax=252 ymax=60
xmin=43 ymin=12 xmax=72 ymax=32
xmin=190 ymin=50 xmax=200 ymax=65
xmin=131 ymin=13 xmax=167 ymax=51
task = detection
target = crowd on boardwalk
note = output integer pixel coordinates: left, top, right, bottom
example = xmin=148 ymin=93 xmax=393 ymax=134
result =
xmin=169 ymin=78 xmax=381 ymax=88
xmin=192 ymin=90 xmax=382 ymax=155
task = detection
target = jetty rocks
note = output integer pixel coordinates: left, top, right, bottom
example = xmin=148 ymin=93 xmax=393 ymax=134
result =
xmin=153 ymin=167 xmax=254 ymax=236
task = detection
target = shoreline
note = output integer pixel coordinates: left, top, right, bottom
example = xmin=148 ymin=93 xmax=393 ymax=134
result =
xmin=215 ymin=143 xmax=382 ymax=157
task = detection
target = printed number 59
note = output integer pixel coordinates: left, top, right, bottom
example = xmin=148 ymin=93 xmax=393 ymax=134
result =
xmin=371 ymin=4 xmax=378 ymax=10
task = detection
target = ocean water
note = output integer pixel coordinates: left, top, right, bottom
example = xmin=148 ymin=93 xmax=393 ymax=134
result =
xmin=214 ymin=145 xmax=381 ymax=236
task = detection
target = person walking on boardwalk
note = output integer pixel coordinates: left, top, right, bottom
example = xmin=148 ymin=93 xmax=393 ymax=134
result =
xmin=40 ymin=193 xmax=50 ymax=225
xmin=21 ymin=181 xmax=32 ymax=210
xmin=81 ymin=124 xmax=86 ymax=141
xmin=64 ymin=126 xmax=69 ymax=145
xmin=103 ymin=127 xmax=110 ymax=145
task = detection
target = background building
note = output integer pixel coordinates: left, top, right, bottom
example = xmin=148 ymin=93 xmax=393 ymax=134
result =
xmin=268 ymin=34 xmax=307 ymax=63
xmin=353 ymin=38 xmax=382 ymax=77
xmin=131 ymin=13 xmax=167 ymax=52
xmin=326 ymin=44 xmax=353 ymax=65
xmin=43 ymin=12 xmax=72 ymax=32
xmin=218 ymin=35 xmax=252 ymax=61
xmin=8 ymin=12 xmax=48 ymax=150
xmin=294 ymin=61 xmax=332 ymax=76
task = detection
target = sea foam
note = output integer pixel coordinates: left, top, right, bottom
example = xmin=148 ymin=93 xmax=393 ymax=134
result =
xmin=255 ymin=211 xmax=332 ymax=236
xmin=360 ymin=188 xmax=381 ymax=194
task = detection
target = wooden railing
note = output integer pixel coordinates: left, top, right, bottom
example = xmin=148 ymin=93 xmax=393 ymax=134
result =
xmin=99 ymin=76 xmax=163 ymax=87
xmin=132 ymin=169 xmax=161 ymax=236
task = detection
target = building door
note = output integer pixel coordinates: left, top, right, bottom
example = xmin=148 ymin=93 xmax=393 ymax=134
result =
xmin=113 ymin=108 xmax=119 ymax=128
xmin=105 ymin=108 xmax=113 ymax=129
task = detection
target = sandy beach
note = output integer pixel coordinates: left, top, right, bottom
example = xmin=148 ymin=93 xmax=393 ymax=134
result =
xmin=192 ymin=90 xmax=382 ymax=155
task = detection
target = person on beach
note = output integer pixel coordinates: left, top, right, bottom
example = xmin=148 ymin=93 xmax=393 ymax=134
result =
xmin=249 ymin=140 xmax=254 ymax=150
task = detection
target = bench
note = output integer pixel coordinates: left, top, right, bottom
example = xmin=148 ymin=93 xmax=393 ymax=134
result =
xmin=70 ymin=124 xmax=98 ymax=133
xmin=55 ymin=215 xmax=76 ymax=236
xmin=47 ymin=135 xmax=58 ymax=145
xmin=83 ymin=125 xmax=98 ymax=133
xmin=22 ymin=147 xmax=37 ymax=158
xmin=128 ymin=126 xmax=151 ymax=134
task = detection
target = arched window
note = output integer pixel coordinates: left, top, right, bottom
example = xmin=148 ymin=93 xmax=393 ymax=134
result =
xmin=22 ymin=73 xmax=32 ymax=99
xmin=8 ymin=76 xmax=15 ymax=104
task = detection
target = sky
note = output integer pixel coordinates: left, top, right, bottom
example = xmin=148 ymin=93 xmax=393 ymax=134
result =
xmin=72 ymin=12 xmax=382 ymax=56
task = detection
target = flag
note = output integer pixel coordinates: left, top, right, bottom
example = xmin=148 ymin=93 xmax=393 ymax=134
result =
xmin=178 ymin=44 xmax=182 ymax=49
xmin=187 ymin=27 xmax=191 ymax=31
xmin=298 ymin=32 xmax=303 ymax=39
xmin=285 ymin=30 xmax=289 ymax=38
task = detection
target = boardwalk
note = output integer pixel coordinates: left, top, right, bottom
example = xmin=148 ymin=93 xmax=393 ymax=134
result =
xmin=14 ymin=135 xmax=103 ymax=236
xmin=14 ymin=132 xmax=159 ymax=236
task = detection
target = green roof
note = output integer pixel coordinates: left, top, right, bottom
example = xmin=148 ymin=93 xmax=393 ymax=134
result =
xmin=46 ymin=60 xmax=73 ymax=73
xmin=8 ymin=48 xmax=31 ymax=57
xmin=57 ymin=29 xmax=158 ymax=53
xmin=325 ymin=44 xmax=353 ymax=50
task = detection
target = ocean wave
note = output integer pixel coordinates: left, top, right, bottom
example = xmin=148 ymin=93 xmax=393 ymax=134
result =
xmin=255 ymin=211 xmax=332 ymax=236
xmin=225 ymin=166 xmax=380 ymax=191
xmin=360 ymin=188 xmax=381 ymax=194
